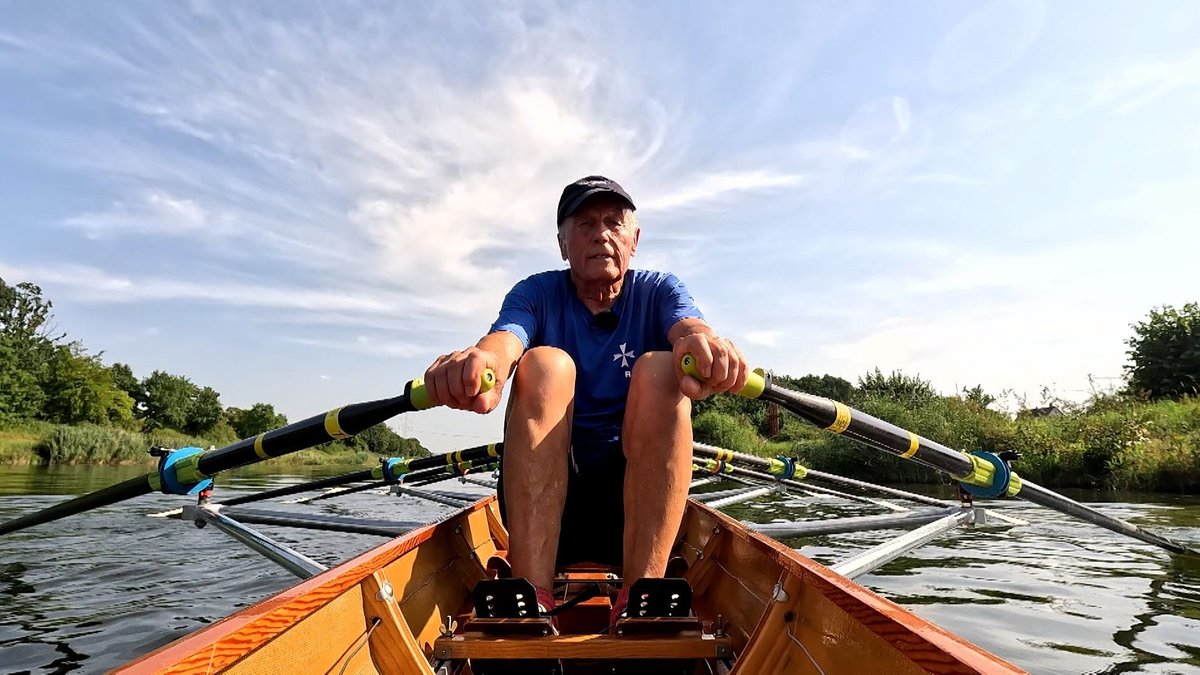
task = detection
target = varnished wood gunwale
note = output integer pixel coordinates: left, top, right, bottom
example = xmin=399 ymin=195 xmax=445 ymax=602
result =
xmin=689 ymin=501 xmax=1026 ymax=674
xmin=115 ymin=498 xmax=493 ymax=674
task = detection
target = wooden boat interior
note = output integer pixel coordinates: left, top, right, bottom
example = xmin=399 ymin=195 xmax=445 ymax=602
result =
xmin=120 ymin=496 xmax=1024 ymax=674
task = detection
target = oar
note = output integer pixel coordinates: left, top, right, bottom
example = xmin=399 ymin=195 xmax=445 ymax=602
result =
xmin=0 ymin=371 xmax=495 ymax=536
xmin=220 ymin=443 xmax=504 ymax=507
xmin=693 ymin=442 xmax=949 ymax=508
xmin=290 ymin=452 xmax=502 ymax=504
xmin=682 ymin=355 xmax=1198 ymax=556
xmin=220 ymin=468 xmax=375 ymax=507
xmin=692 ymin=457 xmax=908 ymax=511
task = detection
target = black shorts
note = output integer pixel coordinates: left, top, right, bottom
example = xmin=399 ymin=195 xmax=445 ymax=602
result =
xmin=497 ymin=443 xmax=626 ymax=568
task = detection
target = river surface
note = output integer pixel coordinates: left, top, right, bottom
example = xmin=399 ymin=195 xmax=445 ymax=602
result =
xmin=1 ymin=464 xmax=1198 ymax=674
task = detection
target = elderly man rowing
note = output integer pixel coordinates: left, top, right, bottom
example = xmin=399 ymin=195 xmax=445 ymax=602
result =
xmin=422 ymin=175 xmax=748 ymax=623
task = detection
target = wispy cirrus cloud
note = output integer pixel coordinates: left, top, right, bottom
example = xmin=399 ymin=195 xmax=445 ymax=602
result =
xmin=639 ymin=170 xmax=809 ymax=212
xmin=1091 ymin=48 xmax=1200 ymax=114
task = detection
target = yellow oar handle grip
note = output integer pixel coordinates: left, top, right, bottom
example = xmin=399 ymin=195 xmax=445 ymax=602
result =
xmin=409 ymin=368 xmax=497 ymax=411
xmin=680 ymin=354 xmax=767 ymax=399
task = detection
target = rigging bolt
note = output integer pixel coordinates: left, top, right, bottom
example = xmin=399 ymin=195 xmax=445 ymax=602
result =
xmin=376 ymin=582 xmax=394 ymax=602
xmin=771 ymin=581 xmax=789 ymax=603
xmin=713 ymin=614 xmax=727 ymax=638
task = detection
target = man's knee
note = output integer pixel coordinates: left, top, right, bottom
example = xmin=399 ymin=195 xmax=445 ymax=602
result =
xmin=629 ymin=351 xmax=682 ymax=396
xmin=513 ymin=346 xmax=576 ymax=390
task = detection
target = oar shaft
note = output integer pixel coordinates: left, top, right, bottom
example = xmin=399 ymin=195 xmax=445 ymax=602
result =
xmin=692 ymin=442 xmax=949 ymax=508
xmin=198 ymin=395 xmax=417 ymax=475
xmin=298 ymin=480 xmax=389 ymax=503
xmin=758 ymin=386 xmax=975 ymax=477
xmin=0 ymin=475 xmax=152 ymax=535
xmin=219 ymin=469 xmax=376 ymax=506
xmin=197 ymin=374 xmax=494 ymax=476
xmin=1018 ymin=481 xmax=1193 ymax=554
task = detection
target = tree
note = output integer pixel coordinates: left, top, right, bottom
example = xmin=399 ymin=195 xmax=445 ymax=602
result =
xmin=40 ymin=344 xmax=134 ymax=426
xmin=0 ymin=337 xmax=44 ymax=422
xmin=110 ymin=363 xmax=143 ymax=405
xmin=186 ymin=386 xmax=223 ymax=435
xmin=961 ymin=385 xmax=996 ymax=409
xmin=1126 ymin=302 xmax=1200 ymax=400
xmin=343 ymin=423 xmax=430 ymax=458
xmin=857 ymin=368 xmax=937 ymax=405
xmin=780 ymin=374 xmax=856 ymax=402
xmin=140 ymin=370 xmax=199 ymax=431
xmin=228 ymin=403 xmax=288 ymax=438
xmin=0 ymin=278 xmax=58 ymax=421
xmin=0 ymin=278 xmax=60 ymax=346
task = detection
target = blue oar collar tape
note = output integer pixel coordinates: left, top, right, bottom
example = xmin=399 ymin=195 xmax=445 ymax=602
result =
xmin=157 ymin=446 xmax=214 ymax=495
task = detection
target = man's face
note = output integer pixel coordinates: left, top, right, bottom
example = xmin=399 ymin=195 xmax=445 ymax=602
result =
xmin=559 ymin=197 xmax=640 ymax=286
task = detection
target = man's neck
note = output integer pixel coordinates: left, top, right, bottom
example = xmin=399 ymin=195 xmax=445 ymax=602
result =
xmin=572 ymin=273 xmax=624 ymax=314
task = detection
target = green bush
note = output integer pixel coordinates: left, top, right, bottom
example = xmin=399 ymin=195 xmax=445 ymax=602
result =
xmin=693 ymin=411 xmax=761 ymax=455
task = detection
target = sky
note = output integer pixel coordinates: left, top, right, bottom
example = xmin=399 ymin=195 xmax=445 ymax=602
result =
xmin=1 ymin=1 xmax=1198 ymax=452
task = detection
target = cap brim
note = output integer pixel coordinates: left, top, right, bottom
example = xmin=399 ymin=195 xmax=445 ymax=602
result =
xmin=561 ymin=188 xmax=635 ymax=222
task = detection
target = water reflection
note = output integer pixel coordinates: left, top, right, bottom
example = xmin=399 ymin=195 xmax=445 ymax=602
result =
xmin=1 ymin=467 xmax=1197 ymax=674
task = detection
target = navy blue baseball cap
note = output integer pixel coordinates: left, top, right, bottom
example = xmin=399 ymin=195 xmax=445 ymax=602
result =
xmin=556 ymin=175 xmax=636 ymax=225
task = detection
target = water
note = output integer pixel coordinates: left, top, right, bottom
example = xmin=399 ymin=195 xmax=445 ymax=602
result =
xmin=1 ymin=466 xmax=1198 ymax=675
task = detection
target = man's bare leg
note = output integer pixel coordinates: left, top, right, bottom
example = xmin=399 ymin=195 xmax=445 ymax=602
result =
xmin=503 ymin=346 xmax=575 ymax=592
xmin=622 ymin=351 xmax=692 ymax=581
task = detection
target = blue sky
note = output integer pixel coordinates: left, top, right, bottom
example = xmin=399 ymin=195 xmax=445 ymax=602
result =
xmin=1 ymin=1 xmax=1198 ymax=452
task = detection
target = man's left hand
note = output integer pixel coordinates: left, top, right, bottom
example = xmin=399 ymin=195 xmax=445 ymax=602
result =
xmin=672 ymin=332 xmax=748 ymax=400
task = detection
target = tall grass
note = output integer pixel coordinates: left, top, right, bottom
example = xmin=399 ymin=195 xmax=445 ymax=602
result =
xmin=33 ymin=424 xmax=215 ymax=464
xmin=0 ymin=421 xmax=375 ymax=467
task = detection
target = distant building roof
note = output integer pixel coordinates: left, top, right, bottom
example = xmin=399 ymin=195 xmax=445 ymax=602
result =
xmin=1025 ymin=405 xmax=1064 ymax=418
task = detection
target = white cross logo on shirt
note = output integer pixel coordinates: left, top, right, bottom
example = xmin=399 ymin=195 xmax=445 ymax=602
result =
xmin=613 ymin=342 xmax=635 ymax=370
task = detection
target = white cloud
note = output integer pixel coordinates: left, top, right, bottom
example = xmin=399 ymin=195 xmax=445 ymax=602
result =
xmin=742 ymin=330 xmax=783 ymax=347
xmin=0 ymin=262 xmax=397 ymax=315
xmin=64 ymin=191 xmax=216 ymax=238
xmin=928 ymin=0 xmax=1047 ymax=92
xmin=1091 ymin=48 xmax=1200 ymax=114
xmin=283 ymin=336 xmax=423 ymax=359
xmin=639 ymin=170 xmax=808 ymax=212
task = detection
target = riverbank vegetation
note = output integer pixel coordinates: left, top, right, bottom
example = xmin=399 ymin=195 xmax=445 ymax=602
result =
xmin=0 ymin=278 xmax=426 ymax=466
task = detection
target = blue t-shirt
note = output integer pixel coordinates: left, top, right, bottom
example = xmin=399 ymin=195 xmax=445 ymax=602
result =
xmin=490 ymin=269 xmax=703 ymax=457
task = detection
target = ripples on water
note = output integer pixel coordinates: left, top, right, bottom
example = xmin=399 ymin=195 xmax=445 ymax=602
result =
xmin=1 ymin=466 xmax=1198 ymax=674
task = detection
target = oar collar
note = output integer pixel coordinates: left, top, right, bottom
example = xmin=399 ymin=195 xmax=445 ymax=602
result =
xmin=148 ymin=447 xmax=214 ymax=495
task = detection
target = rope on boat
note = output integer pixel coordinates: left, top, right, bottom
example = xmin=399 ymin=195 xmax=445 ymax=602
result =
xmin=336 ymin=616 xmax=382 ymax=675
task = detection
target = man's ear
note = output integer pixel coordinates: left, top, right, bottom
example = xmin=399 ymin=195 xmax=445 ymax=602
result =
xmin=558 ymin=229 xmax=568 ymax=261
xmin=631 ymin=226 xmax=640 ymax=257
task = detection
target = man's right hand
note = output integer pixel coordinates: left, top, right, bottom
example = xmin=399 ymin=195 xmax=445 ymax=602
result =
xmin=424 ymin=347 xmax=504 ymax=414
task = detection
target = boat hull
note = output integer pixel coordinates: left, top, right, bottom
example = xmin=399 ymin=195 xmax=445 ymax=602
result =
xmin=118 ymin=497 xmax=1024 ymax=674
